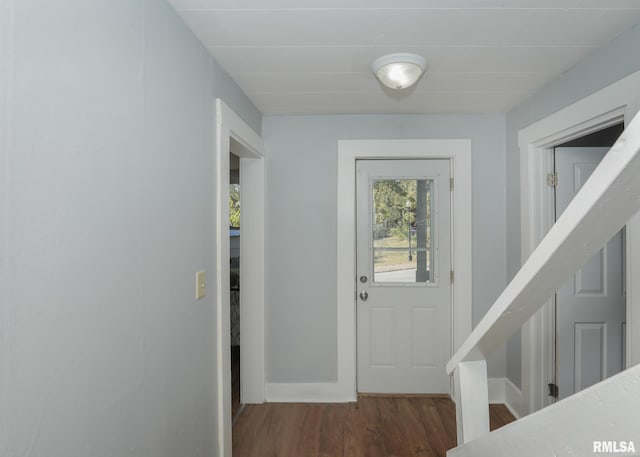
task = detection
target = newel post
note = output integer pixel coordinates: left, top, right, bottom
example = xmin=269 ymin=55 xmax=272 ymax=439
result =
xmin=453 ymin=359 xmax=490 ymax=445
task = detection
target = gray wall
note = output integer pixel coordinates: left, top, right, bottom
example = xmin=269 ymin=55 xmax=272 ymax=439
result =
xmin=0 ymin=0 xmax=259 ymax=455
xmin=505 ymin=24 xmax=640 ymax=388
xmin=264 ymin=114 xmax=507 ymax=383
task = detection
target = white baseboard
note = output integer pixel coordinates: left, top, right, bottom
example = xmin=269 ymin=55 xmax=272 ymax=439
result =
xmin=265 ymin=382 xmax=355 ymax=403
xmin=488 ymin=377 xmax=506 ymax=403
xmin=266 ymin=378 xmax=525 ymax=417
xmin=487 ymin=377 xmax=525 ymax=419
xmin=504 ymin=377 xmax=525 ymax=419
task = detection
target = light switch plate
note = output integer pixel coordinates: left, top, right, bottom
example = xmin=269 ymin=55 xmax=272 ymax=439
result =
xmin=196 ymin=271 xmax=206 ymax=299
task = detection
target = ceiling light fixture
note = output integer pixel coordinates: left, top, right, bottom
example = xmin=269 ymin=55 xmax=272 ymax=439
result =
xmin=371 ymin=53 xmax=427 ymax=90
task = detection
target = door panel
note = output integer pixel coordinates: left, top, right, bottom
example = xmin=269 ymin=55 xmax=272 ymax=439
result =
xmin=574 ymin=248 xmax=604 ymax=295
xmin=370 ymin=307 xmax=396 ymax=367
xmin=412 ymin=307 xmax=436 ymax=367
xmin=574 ymin=322 xmax=605 ymax=392
xmin=356 ymin=159 xmax=451 ymax=394
xmin=555 ymin=147 xmax=626 ymax=400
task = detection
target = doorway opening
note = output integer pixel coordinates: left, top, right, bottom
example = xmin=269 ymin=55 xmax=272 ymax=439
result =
xmin=550 ymin=123 xmax=626 ymax=401
xmin=334 ymin=139 xmax=472 ymax=401
xmin=229 ymin=151 xmax=242 ymax=422
xmin=517 ymin=71 xmax=640 ymax=415
xmin=215 ymin=99 xmax=265 ymax=457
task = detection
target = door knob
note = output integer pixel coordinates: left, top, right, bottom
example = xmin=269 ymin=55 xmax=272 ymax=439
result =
xmin=359 ymin=290 xmax=368 ymax=301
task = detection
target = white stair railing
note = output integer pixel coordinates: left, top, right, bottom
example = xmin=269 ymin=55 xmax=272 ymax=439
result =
xmin=447 ymin=110 xmax=640 ymax=447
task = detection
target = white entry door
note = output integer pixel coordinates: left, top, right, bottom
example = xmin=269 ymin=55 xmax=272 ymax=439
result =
xmin=555 ymin=147 xmax=626 ymax=400
xmin=356 ymin=159 xmax=451 ymax=394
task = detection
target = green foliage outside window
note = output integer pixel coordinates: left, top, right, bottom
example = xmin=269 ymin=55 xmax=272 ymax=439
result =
xmin=230 ymin=184 xmax=240 ymax=227
xmin=373 ymin=180 xmax=416 ymax=240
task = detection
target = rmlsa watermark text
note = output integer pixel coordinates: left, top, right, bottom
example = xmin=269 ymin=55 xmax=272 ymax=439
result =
xmin=593 ymin=441 xmax=637 ymax=454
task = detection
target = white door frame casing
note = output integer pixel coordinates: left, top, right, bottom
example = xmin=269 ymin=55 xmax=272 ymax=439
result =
xmin=336 ymin=139 xmax=473 ymax=400
xmin=215 ymin=99 xmax=265 ymax=457
xmin=518 ymin=70 xmax=640 ymax=415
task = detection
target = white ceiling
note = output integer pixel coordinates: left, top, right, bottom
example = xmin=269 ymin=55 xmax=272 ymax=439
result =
xmin=168 ymin=0 xmax=640 ymax=115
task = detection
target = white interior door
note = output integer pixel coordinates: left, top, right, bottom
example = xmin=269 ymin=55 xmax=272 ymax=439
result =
xmin=555 ymin=147 xmax=626 ymax=400
xmin=356 ymin=159 xmax=451 ymax=394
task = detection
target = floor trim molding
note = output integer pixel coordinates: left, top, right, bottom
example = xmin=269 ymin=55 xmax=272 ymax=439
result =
xmin=487 ymin=377 xmax=524 ymax=419
xmin=504 ymin=377 xmax=525 ymax=419
xmin=265 ymin=379 xmax=519 ymax=409
xmin=265 ymin=383 xmax=354 ymax=403
xmin=488 ymin=377 xmax=506 ymax=404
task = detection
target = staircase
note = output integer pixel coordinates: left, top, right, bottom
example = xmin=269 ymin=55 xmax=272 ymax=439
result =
xmin=450 ymin=364 xmax=640 ymax=456
xmin=446 ymin=111 xmax=640 ymax=455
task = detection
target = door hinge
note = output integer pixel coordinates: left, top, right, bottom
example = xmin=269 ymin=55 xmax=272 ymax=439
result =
xmin=546 ymin=172 xmax=558 ymax=187
xmin=450 ymin=270 xmax=454 ymax=283
xmin=450 ymin=177 xmax=454 ymax=191
xmin=548 ymin=382 xmax=559 ymax=399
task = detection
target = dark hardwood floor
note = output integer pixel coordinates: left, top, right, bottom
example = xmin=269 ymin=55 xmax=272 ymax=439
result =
xmin=232 ymin=396 xmax=515 ymax=457
xmin=231 ymin=345 xmax=241 ymax=421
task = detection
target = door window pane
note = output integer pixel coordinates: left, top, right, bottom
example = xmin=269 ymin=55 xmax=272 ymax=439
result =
xmin=372 ymin=179 xmax=434 ymax=283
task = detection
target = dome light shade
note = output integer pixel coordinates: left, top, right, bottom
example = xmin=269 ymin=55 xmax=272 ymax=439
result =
xmin=371 ymin=53 xmax=427 ymax=90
